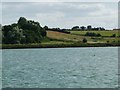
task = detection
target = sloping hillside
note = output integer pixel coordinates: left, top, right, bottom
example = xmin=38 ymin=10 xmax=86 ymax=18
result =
xmin=47 ymin=30 xmax=120 ymax=44
xmin=47 ymin=31 xmax=87 ymax=42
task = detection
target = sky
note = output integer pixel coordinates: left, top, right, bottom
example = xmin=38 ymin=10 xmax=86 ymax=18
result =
xmin=1 ymin=1 xmax=119 ymax=29
xmin=1 ymin=0 xmax=120 ymax=2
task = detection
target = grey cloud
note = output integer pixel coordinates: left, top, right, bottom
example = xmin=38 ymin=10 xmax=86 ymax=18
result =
xmin=2 ymin=2 xmax=118 ymax=29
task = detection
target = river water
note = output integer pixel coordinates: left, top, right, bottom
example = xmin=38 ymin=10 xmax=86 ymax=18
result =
xmin=2 ymin=47 xmax=118 ymax=88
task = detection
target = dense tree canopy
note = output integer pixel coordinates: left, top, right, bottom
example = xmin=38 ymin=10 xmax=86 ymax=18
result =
xmin=2 ymin=17 xmax=46 ymax=44
xmin=72 ymin=26 xmax=79 ymax=30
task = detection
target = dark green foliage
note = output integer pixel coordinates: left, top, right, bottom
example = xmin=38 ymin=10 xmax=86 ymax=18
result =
xmin=80 ymin=26 xmax=86 ymax=30
xmin=107 ymin=40 xmax=109 ymax=43
xmin=96 ymin=33 xmax=101 ymax=37
xmin=18 ymin=17 xmax=27 ymax=28
xmin=85 ymin=32 xmax=101 ymax=37
xmin=111 ymin=34 xmax=116 ymax=37
xmin=2 ymin=25 xmax=12 ymax=36
xmin=41 ymin=28 xmax=47 ymax=37
xmin=48 ymin=28 xmax=70 ymax=34
xmin=2 ymin=17 xmax=47 ymax=44
xmin=85 ymin=32 xmax=96 ymax=36
xmin=82 ymin=38 xmax=87 ymax=43
xmin=44 ymin=26 xmax=49 ymax=30
xmin=87 ymin=25 xmax=92 ymax=30
xmin=72 ymin=26 xmax=79 ymax=30
xmin=70 ymin=25 xmax=105 ymax=31
xmin=2 ymin=25 xmax=21 ymax=44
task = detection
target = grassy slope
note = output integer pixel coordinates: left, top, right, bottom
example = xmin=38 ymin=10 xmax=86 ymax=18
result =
xmin=47 ymin=31 xmax=90 ymax=42
xmin=71 ymin=30 xmax=119 ymax=37
xmin=46 ymin=30 xmax=120 ymax=43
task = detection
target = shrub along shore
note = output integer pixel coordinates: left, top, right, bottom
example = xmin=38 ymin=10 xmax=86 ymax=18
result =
xmin=2 ymin=42 xmax=119 ymax=49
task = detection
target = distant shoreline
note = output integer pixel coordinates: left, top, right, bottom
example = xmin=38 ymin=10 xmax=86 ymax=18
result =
xmin=1 ymin=43 xmax=119 ymax=49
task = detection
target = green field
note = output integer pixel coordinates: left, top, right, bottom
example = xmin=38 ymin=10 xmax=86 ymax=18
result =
xmin=70 ymin=30 xmax=119 ymax=37
xmin=46 ymin=30 xmax=120 ymax=44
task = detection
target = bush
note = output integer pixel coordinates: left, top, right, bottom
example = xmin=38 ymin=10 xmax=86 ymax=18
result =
xmin=96 ymin=33 xmax=101 ymax=37
xmin=85 ymin=32 xmax=101 ymax=37
xmin=111 ymin=34 xmax=116 ymax=37
xmin=107 ymin=40 xmax=109 ymax=43
xmin=82 ymin=38 xmax=87 ymax=43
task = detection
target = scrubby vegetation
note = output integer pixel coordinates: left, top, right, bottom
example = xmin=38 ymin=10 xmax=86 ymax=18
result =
xmin=82 ymin=38 xmax=87 ymax=43
xmin=45 ymin=27 xmax=70 ymax=34
xmin=85 ymin=32 xmax=101 ymax=37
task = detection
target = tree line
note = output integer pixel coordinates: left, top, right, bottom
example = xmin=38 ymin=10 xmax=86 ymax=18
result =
xmin=43 ymin=25 xmax=105 ymax=33
xmin=44 ymin=26 xmax=70 ymax=34
xmin=72 ymin=25 xmax=105 ymax=31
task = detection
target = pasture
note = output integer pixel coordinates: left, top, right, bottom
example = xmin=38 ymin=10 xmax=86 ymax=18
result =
xmin=46 ymin=30 xmax=120 ymax=44
xmin=70 ymin=30 xmax=119 ymax=37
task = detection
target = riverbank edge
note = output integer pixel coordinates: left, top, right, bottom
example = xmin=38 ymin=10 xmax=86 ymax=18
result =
xmin=1 ymin=43 xmax=120 ymax=49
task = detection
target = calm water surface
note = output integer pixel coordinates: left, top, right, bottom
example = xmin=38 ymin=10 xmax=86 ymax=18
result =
xmin=2 ymin=47 xmax=118 ymax=88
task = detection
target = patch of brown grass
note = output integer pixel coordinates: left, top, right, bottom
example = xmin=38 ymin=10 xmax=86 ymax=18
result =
xmin=47 ymin=31 xmax=87 ymax=42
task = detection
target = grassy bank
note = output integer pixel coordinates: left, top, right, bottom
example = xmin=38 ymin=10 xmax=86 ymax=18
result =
xmin=2 ymin=42 xmax=119 ymax=49
xmin=70 ymin=30 xmax=119 ymax=37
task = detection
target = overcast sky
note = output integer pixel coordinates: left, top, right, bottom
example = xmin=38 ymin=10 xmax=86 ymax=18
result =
xmin=2 ymin=2 xmax=118 ymax=29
